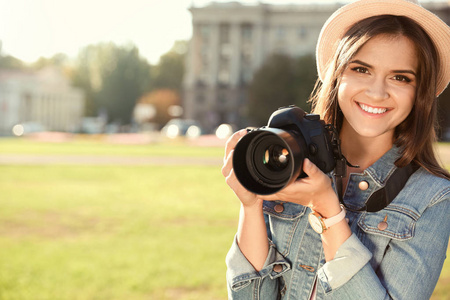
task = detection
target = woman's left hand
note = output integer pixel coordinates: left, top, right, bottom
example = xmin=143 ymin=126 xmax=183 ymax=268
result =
xmin=257 ymin=158 xmax=341 ymax=217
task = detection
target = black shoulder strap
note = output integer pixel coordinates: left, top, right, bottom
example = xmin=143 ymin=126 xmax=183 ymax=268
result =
xmin=362 ymin=163 xmax=420 ymax=212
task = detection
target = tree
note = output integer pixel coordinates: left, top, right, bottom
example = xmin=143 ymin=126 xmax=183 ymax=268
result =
xmin=247 ymin=54 xmax=319 ymax=125
xmin=0 ymin=41 xmax=24 ymax=69
xmin=294 ymin=54 xmax=318 ymax=112
xmin=151 ymin=40 xmax=187 ymax=92
xmin=32 ymin=53 xmax=69 ymax=70
xmin=71 ymin=42 xmax=152 ymax=123
xmin=248 ymin=54 xmax=297 ymax=125
xmin=96 ymin=45 xmax=151 ymax=124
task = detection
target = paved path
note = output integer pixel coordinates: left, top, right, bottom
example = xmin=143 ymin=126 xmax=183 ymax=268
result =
xmin=0 ymin=154 xmax=223 ymax=166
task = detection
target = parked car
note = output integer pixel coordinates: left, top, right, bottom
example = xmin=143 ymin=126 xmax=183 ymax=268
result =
xmin=215 ymin=123 xmax=237 ymax=139
xmin=12 ymin=122 xmax=46 ymax=136
xmin=161 ymin=119 xmax=203 ymax=139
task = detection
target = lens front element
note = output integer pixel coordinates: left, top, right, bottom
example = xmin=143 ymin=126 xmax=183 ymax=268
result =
xmin=264 ymin=145 xmax=290 ymax=171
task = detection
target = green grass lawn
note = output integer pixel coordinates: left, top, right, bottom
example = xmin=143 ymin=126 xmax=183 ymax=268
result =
xmin=0 ymin=163 xmax=238 ymax=300
xmin=0 ymin=136 xmax=224 ymax=157
xmin=0 ymin=137 xmax=448 ymax=299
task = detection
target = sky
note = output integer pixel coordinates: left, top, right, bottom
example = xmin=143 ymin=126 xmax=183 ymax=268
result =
xmin=0 ymin=0 xmax=444 ymax=65
xmin=0 ymin=0 xmax=345 ymax=64
xmin=0 ymin=0 xmax=196 ymax=64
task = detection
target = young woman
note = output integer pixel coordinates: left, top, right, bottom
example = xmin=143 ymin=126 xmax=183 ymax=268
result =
xmin=222 ymin=0 xmax=450 ymax=299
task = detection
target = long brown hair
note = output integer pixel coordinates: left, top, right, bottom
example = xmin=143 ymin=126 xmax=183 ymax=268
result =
xmin=310 ymin=15 xmax=450 ymax=179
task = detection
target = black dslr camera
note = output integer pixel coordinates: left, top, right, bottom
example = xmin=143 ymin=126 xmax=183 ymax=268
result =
xmin=233 ymin=106 xmax=338 ymax=195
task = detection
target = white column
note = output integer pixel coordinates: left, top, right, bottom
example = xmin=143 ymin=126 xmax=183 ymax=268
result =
xmin=209 ymin=23 xmax=220 ymax=88
xmin=253 ymin=22 xmax=266 ymax=72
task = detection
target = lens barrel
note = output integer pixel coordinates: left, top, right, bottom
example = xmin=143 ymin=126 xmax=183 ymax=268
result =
xmin=233 ymin=128 xmax=306 ymax=195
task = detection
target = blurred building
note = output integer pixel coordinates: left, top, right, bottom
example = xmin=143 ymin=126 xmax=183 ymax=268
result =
xmin=0 ymin=67 xmax=84 ymax=135
xmin=184 ymin=1 xmax=450 ymax=133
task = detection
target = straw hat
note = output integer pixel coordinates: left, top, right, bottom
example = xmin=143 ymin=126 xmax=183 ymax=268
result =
xmin=316 ymin=0 xmax=450 ymax=96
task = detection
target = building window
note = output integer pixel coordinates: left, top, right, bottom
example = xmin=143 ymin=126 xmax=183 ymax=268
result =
xmin=218 ymin=90 xmax=227 ymax=106
xmin=241 ymin=24 xmax=253 ymax=67
xmin=276 ymin=26 xmax=286 ymax=40
xmin=201 ymin=45 xmax=209 ymax=64
xmin=220 ymin=44 xmax=232 ymax=58
xmin=196 ymin=94 xmax=205 ymax=105
xmin=218 ymin=69 xmax=230 ymax=85
xmin=21 ymin=93 xmax=32 ymax=122
xmin=241 ymin=24 xmax=253 ymax=41
xmin=220 ymin=23 xmax=230 ymax=44
xmin=199 ymin=72 xmax=209 ymax=84
xmin=241 ymin=44 xmax=252 ymax=62
xmin=297 ymin=26 xmax=307 ymax=39
xmin=200 ymin=24 xmax=211 ymax=43
xmin=241 ymin=69 xmax=253 ymax=85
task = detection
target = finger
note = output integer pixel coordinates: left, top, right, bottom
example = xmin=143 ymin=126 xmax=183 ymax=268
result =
xmin=301 ymin=158 xmax=332 ymax=187
xmin=224 ymin=129 xmax=247 ymax=163
xmin=302 ymin=158 xmax=322 ymax=178
xmin=221 ymin=150 xmax=234 ymax=177
xmin=256 ymin=193 xmax=280 ymax=201
xmin=225 ymin=168 xmax=247 ymax=195
xmin=225 ymin=168 xmax=239 ymax=190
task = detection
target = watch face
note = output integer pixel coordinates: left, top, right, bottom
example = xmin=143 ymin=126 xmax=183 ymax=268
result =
xmin=308 ymin=213 xmax=324 ymax=234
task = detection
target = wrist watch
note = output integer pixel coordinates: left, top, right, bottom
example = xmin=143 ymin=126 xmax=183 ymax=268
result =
xmin=308 ymin=205 xmax=346 ymax=234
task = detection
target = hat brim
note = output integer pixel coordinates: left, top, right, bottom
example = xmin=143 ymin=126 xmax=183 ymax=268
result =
xmin=316 ymin=0 xmax=450 ymax=96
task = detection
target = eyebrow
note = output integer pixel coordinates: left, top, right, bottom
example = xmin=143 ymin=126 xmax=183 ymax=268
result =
xmin=349 ymin=59 xmax=417 ymax=76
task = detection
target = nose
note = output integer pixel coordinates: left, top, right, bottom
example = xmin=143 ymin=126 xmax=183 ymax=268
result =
xmin=365 ymin=77 xmax=389 ymax=101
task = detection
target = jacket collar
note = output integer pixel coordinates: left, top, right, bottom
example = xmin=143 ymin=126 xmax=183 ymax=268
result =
xmin=364 ymin=145 xmax=402 ymax=185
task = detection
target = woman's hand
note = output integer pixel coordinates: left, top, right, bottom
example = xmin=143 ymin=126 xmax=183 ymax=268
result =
xmin=223 ymin=129 xmax=270 ymax=270
xmin=221 ymin=129 xmax=262 ymax=208
xmin=258 ymin=158 xmax=341 ymax=217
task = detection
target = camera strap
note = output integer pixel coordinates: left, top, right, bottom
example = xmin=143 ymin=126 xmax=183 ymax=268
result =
xmin=336 ymin=162 xmax=419 ymax=213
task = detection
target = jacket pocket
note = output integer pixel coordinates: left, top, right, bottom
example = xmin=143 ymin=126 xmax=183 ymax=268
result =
xmin=357 ymin=205 xmax=419 ymax=240
xmin=263 ymin=201 xmax=307 ymax=256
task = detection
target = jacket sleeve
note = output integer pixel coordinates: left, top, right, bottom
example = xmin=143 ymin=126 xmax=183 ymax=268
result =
xmin=317 ymin=193 xmax=450 ymax=299
xmin=226 ymin=235 xmax=291 ymax=299
xmin=316 ymin=233 xmax=373 ymax=292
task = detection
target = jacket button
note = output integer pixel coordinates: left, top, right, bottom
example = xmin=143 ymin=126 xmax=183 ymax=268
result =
xmin=358 ymin=181 xmax=369 ymax=191
xmin=377 ymin=221 xmax=388 ymax=231
xmin=273 ymin=264 xmax=283 ymax=273
xmin=274 ymin=204 xmax=284 ymax=213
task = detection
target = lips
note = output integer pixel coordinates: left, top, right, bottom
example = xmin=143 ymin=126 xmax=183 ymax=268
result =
xmin=358 ymin=102 xmax=388 ymax=114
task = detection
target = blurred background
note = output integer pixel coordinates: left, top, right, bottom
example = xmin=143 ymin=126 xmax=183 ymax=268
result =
xmin=1 ymin=0 xmax=449 ymax=138
xmin=0 ymin=0 xmax=449 ymax=299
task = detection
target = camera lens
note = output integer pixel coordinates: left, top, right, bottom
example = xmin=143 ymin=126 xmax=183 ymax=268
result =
xmin=264 ymin=145 xmax=290 ymax=171
xmin=233 ymin=128 xmax=306 ymax=195
xmin=249 ymin=134 xmax=293 ymax=187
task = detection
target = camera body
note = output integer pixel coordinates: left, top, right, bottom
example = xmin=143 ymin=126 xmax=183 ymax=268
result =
xmin=232 ymin=106 xmax=336 ymax=195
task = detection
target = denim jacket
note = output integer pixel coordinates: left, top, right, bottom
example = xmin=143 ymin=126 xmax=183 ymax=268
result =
xmin=226 ymin=146 xmax=450 ymax=299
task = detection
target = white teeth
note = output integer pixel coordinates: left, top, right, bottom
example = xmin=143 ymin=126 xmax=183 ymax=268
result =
xmin=359 ymin=103 xmax=387 ymax=114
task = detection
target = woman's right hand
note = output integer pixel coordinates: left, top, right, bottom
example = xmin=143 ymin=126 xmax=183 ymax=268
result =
xmin=221 ymin=129 xmax=261 ymax=208
xmin=223 ymin=130 xmax=269 ymax=271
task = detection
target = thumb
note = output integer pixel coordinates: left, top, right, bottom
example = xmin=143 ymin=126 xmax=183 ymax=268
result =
xmin=302 ymin=158 xmax=321 ymax=178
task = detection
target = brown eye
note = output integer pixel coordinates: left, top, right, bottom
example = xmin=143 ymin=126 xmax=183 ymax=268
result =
xmin=393 ymin=75 xmax=412 ymax=83
xmin=352 ymin=67 xmax=369 ymax=74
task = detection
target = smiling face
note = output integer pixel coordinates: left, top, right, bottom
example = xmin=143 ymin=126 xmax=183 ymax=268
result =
xmin=337 ymin=34 xmax=418 ymax=143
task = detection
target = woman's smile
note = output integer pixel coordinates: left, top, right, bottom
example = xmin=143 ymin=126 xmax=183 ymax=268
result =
xmin=356 ymin=102 xmax=389 ymax=116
